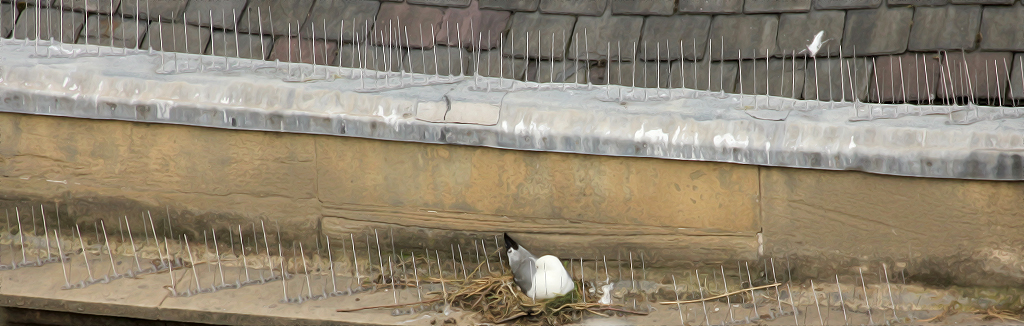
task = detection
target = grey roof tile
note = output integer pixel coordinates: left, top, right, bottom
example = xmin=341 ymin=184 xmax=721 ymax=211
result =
xmin=599 ymin=60 xmax=671 ymax=87
xmin=776 ymin=10 xmax=845 ymax=57
xmin=842 ymin=6 xmax=913 ymax=56
xmin=205 ymin=31 xmax=273 ymax=60
xmin=736 ymin=55 xmax=805 ymax=97
xmin=951 ymin=0 xmax=1014 ymax=4
xmin=0 ymin=3 xmax=14 ymax=38
xmin=182 ymin=0 xmax=247 ymax=29
xmin=708 ymin=14 xmax=778 ymax=60
xmin=140 ymin=20 xmax=210 ymax=54
xmin=638 ymin=15 xmax=711 ymax=61
xmin=670 ymin=57 xmax=739 ymax=92
xmin=797 ymin=56 xmax=874 ymax=101
xmin=908 ymin=5 xmax=981 ymax=51
xmin=503 ymin=12 xmax=576 ymax=60
xmin=611 ymin=0 xmax=675 ymax=15
xmin=338 ymin=44 xmax=399 ymax=71
xmin=373 ymin=2 xmax=445 ymax=49
xmin=527 ymin=59 xmax=589 ymax=82
xmin=744 ymin=0 xmax=811 ymax=13
xmin=237 ymin=0 xmax=316 ymax=36
xmin=678 ymin=0 xmax=743 ymax=13
xmin=539 ymin=0 xmax=607 ymax=16
xmin=866 ymin=53 xmax=941 ymax=103
xmin=479 ymin=0 xmax=539 ymax=11
xmin=14 ymin=6 xmax=83 ymax=42
xmin=888 ymin=0 xmax=948 ymax=6
xmin=303 ymin=0 xmax=379 ymax=43
xmin=78 ymin=14 xmax=147 ymax=48
xmin=119 ymin=0 xmax=188 ymax=22
xmin=812 ymin=0 xmax=881 ymax=9
xmin=405 ymin=45 xmax=471 ymax=75
xmin=409 ymin=0 xmax=473 ymax=8
xmin=436 ymin=1 xmax=511 ymax=50
xmin=1007 ymin=53 xmax=1024 ymax=100
xmin=937 ymin=51 xmax=1012 ymax=99
xmin=473 ymin=50 xmax=528 ymax=79
xmin=267 ymin=36 xmax=337 ymax=65
xmin=58 ymin=0 xmax=119 ymax=14
xmin=980 ymin=4 xmax=1024 ymax=51
xmin=567 ymin=12 xmax=643 ymax=61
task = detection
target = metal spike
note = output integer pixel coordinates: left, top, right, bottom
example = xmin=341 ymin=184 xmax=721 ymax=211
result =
xmin=457 ymin=244 xmax=468 ymax=280
xmin=351 ymin=234 xmax=360 ymax=284
xmin=165 ymin=238 xmax=176 ymax=295
xmin=100 ymin=220 xmax=120 ymax=278
xmin=771 ymin=258 xmax=783 ymax=313
xmin=299 ymin=243 xmax=312 ymax=300
xmin=671 ymin=275 xmax=685 ymax=325
xmin=721 ymin=265 xmax=734 ymax=322
xmin=436 ymin=250 xmax=446 ymax=304
xmin=481 ymin=239 xmax=492 ymax=274
xmin=695 ymin=270 xmax=711 ymax=325
xmin=859 ymin=268 xmax=873 ymax=324
xmin=628 ymin=251 xmax=635 ymax=289
xmin=388 ymin=255 xmax=397 ymax=303
xmin=239 ymin=225 xmax=250 ymax=283
xmin=883 ymin=264 xmax=898 ymax=320
xmin=55 ymin=229 xmax=70 ymax=288
xmin=16 ymin=208 xmax=25 ymax=265
xmin=412 ymin=249 xmax=422 ymax=301
xmin=494 ymin=235 xmax=505 ymax=273
xmin=185 ymin=234 xmax=201 ymax=293
xmin=745 ymin=262 xmax=759 ymax=317
xmin=280 ymin=243 xmax=288 ymax=302
xmin=212 ymin=228 xmax=227 ymax=287
xmin=836 ymin=275 xmax=848 ymax=324
xmin=76 ymin=225 xmax=95 ymax=281
xmin=788 ymin=283 xmax=799 ymax=325
xmin=41 ymin=205 xmax=51 ymax=258
xmin=374 ymin=229 xmax=384 ymax=281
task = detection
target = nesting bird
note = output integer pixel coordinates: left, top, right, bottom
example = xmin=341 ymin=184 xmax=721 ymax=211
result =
xmin=504 ymin=233 xmax=575 ymax=300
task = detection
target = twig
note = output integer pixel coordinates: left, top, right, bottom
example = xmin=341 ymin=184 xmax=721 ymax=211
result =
xmin=335 ymin=298 xmax=441 ymax=312
xmin=659 ymin=283 xmax=781 ymax=305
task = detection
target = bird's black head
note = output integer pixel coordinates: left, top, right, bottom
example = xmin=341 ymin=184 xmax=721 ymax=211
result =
xmin=503 ymin=233 xmax=519 ymax=250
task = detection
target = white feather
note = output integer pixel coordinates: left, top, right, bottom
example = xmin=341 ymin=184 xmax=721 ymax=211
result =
xmin=525 ymin=255 xmax=575 ymax=300
xmin=807 ymin=31 xmax=825 ymax=57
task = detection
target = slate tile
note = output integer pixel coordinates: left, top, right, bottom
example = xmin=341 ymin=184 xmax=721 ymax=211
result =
xmin=405 ymin=45 xmax=471 ymax=75
xmin=472 ymin=50 xmax=527 ymax=79
xmin=678 ymin=0 xmax=742 ymax=13
xmin=638 ymin=15 xmax=711 ymax=61
xmin=372 ymin=2 xmax=445 ymax=49
xmin=708 ymin=14 xmax=778 ymax=60
xmin=735 ymin=55 xmax=804 ymax=97
xmin=597 ymin=60 xmax=671 ymax=87
xmin=669 ymin=57 xmax=739 ymax=92
xmin=526 ymin=59 xmax=589 ymax=83
xmin=539 ymin=0 xmax=606 ymax=16
xmin=181 ymin=0 xmax=246 ymax=29
xmin=951 ymin=0 xmax=1013 ymax=4
xmin=13 ymin=7 xmax=84 ymax=42
xmin=1007 ymin=53 xmax=1024 ymax=100
xmin=1 ymin=3 xmax=17 ymax=38
xmin=888 ymin=0 xmax=947 ymax=5
xmin=267 ymin=36 xmax=338 ymax=65
xmin=611 ymin=0 xmax=675 ymax=15
xmin=980 ymin=4 xmax=1024 ymax=51
xmin=302 ymin=0 xmax=379 ymax=43
xmin=567 ymin=12 xmax=642 ymax=61
xmin=479 ymin=0 xmax=539 ymax=11
xmin=776 ymin=10 xmax=844 ymax=57
xmin=865 ymin=53 xmax=940 ymax=102
xmin=908 ymin=5 xmax=980 ymax=52
xmin=436 ymin=1 xmax=510 ymax=50
xmin=744 ymin=0 xmax=810 ymax=13
xmin=503 ymin=12 xmax=575 ymax=60
xmin=205 ymin=30 xmax=274 ymax=60
xmin=409 ymin=0 xmax=472 ymax=7
xmin=58 ymin=0 xmax=120 ymax=14
xmin=796 ymin=56 xmax=875 ymax=101
xmin=937 ymin=51 xmax=1012 ymax=100
xmin=337 ymin=44 xmax=402 ymax=71
xmin=842 ymin=6 xmax=912 ymax=56
xmin=141 ymin=20 xmax=210 ymax=53
xmin=812 ymin=0 xmax=881 ymax=9
xmin=119 ymin=0 xmax=188 ymax=22
xmin=77 ymin=14 xmax=147 ymax=48
xmin=237 ymin=0 xmax=315 ymax=36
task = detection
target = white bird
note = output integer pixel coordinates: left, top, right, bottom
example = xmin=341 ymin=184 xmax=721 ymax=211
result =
xmin=504 ymin=233 xmax=575 ymax=300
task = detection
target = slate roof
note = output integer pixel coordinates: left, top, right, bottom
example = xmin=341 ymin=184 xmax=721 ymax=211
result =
xmin=4 ymin=0 xmax=1024 ymax=104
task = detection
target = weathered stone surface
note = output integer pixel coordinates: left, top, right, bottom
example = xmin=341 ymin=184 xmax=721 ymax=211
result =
xmin=181 ymin=0 xmax=245 ymax=29
xmin=58 ymin=0 xmax=120 ymax=14
xmin=472 ymin=50 xmax=527 ymax=79
xmin=236 ymin=0 xmax=315 ymax=36
xmin=140 ymin=21 xmax=210 ymax=54
xmin=119 ymin=0 xmax=188 ymax=22
xmin=744 ymin=0 xmax=810 ymax=13
xmin=865 ymin=53 xmax=940 ymax=103
xmin=735 ymin=56 xmax=804 ymax=97
xmin=888 ymin=0 xmax=948 ymax=6
xmin=404 ymin=45 xmax=471 ymax=75
xmin=539 ymin=0 xmax=607 ymax=16
xmin=479 ymin=0 xmax=539 ymax=11
xmin=708 ymin=14 xmax=778 ymax=60
xmin=526 ymin=59 xmax=588 ymax=83
xmin=337 ymin=44 xmax=402 ymax=71
xmin=776 ymin=10 xmax=844 ymax=57
xmin=812 ymin=0 xmax=881 ymax=9
xmin=952 ymin=0 xmax=1013 ymax=4
xmin=567 ymin=12 xmax=643 ymax=61
xmin=13 ymin=7 xmax=84 ymax=43
xmin=980 ymin=4 xmax=1024 ymax=51
xmin=598 ymin=60 xmax=671 ymax=87
xmin=1 ymin=3 xmax=17 ymax=38
xmin=798 ymin=56 xmax=874 ymax=101
xmin=503 ymin=12 xmax=575 ymax=60
xmin=678 ymin=0 xmax=742 ymax=13
xmin=268 ymin=37 xmax=337 ymax=65
xmin=205 ymin=30 xmax=274 ymax=60
xmin=670 ymin=57 xmax=739 ymax=92
xmin=409 ymin=0 xmax=471 ymax=7
xmin=1007 ymin=53 xmax=1024 ymax=100
xmin=435 ymin=1 xmax=510 ymax=50
xmin=77 ymin=14 xmax=148 ymax=48
xmin=842 ymin=6 xmax=912 ymax=56
xmin=611 ymin=0 xmax=675 ymax=15
xmin=638 ymin=15 xmax=711 ymax=61
xmin=908 ymin=5 xmax=980 ymax=51
xmin=302 ymin=0 xmax=378 ymax=43
xmin=372 ymin=2 xmax=444 ymax=49
xmin=938 ymin=51 xmax=1012 ymax=100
